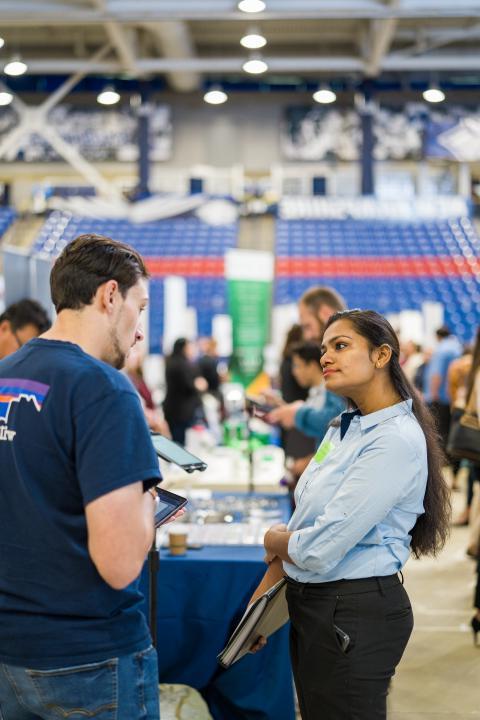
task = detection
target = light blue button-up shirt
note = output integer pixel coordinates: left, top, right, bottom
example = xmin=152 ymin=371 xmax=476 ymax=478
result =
xmin=285 ymin=399 xmax=428 ymax=583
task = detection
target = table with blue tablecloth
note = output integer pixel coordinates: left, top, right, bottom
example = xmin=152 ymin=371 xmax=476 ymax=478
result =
xmin=139 ymin=495 xmax=295 ymax=720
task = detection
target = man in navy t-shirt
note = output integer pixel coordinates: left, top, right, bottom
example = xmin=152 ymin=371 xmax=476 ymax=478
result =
xmin=0 ymin=234 xmax=163 ymax=719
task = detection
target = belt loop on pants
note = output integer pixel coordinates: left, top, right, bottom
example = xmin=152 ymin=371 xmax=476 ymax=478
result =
xmin=398 ymin=570 xmax=404 ymax=585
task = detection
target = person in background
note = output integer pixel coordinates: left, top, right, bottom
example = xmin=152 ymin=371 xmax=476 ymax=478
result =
xmin=462 ymin=327 xmax=480 ymax=645
xmin=290 ymin=341 xmax=327 ymax=442
xmin=276 ymin=324 xmax=314 ymax=463
xmin=282 ymin=340 xmax=329 ymax=488
xmin=267 ymin=286 xmax=346 ymax=442
xmin=0 ymin=234 xmax=166 ymax=719
xmin=0 ymin=298 xmax=51 ymax=359
xmin=258 ymin=310 xmax=450 ymax=719
xmin=413 ymin=346 xmax=433 ymax=395
xmin=163 ymin=337 xmax=207 ymax=446
xmin=423 ymin=326 xmax=462 ymax=471
xmin=125 ymin=344 xmax=171 ymax=437
xmin=401 ymin=340 xmax=424 ymax=384
xmin=448 ymin=343 xmax=474 ymax=525
xmin=197 ymin=337 xmax=222 ymax=398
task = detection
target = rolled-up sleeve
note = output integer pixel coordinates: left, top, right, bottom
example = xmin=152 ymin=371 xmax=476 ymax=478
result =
xmin=288 ymin=431 xmax=421 ymax=574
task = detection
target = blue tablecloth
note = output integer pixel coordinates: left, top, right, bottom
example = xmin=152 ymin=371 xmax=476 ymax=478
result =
xmin=139 ymin=497 xmax=295 ymax=720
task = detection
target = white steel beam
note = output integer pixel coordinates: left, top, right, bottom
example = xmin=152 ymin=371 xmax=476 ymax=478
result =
xmin=40 ymin=124 xmax=122 ymax=200
xmin=0 ymin=0 xmax=479 ymax=23
xmin=364 ymin=0 xmax=399 ymax=76
xmin=0 ymin=49 xmax=121 ymax=199
xmin=91 ymin=0 xmax=139 ymax=75
xmin=8 ymin=54 xmax=480 ymax=74
xmin=396 ymin=23 xmax=480 ymax=57
xmin=145 ymin=21 xmax=200 ymax=92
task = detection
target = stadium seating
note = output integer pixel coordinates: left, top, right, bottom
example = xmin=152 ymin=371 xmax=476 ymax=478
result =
xmin=33 ymin=211 xmax=237 ymax=353
xmin=275 ymin=217 xmax=480 ymax=343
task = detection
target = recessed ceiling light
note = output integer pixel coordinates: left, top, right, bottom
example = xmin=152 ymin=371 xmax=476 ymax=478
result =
xmin=97 ymin=87 xmax=120 ymax=105
xmin=423 ymin=86 xmax=445 ymax=103
xmin=313 ymin=87 xmax=337 ymax=104
xmin=4 ymin=57 xmax=27 ymax=76
xmin=238 ymin=0 xmax=266 ymax=13
xmin=204 ymin=88 xmax=228 ymax=105
xmin=242 ymin=56 xmax=268 ymax=74
xmin=240 ymin=31 xmax=267 ymax=49
xmin=0 ymin=91 xmax=13 ymax=106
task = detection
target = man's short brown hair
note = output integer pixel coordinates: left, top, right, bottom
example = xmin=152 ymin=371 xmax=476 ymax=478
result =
xmin=50 ymin=234 xmax=148 ymax=313
xmin=300 ymin=286 xmax=346 ymax=314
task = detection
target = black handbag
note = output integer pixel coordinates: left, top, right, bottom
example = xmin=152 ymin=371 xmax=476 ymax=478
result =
xmin=447 ymin=381 xmax=480 ymax=463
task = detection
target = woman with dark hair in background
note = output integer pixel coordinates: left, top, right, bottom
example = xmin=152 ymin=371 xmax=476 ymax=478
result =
xmin=163 ymin=338 xmax=206 ymax=446
xmin=464 ymin=326 xmax=480 ymax=645
xmin=258 ymin=310 xmax=450 ymax=720
xmin=278 ymin=324 xmax=315 ymax=466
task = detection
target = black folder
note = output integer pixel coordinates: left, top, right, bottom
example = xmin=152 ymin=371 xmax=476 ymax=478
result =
xmin=217 ymin=577 xmax=289 ymax=668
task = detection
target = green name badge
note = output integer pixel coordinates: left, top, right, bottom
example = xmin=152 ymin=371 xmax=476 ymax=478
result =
xmin=314 ymin=439 xmax=335 ymax=465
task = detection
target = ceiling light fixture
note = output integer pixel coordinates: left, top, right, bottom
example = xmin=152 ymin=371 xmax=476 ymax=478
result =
xmin=238 ymin=0 xmax=266 ymax=14
xmin=0 ymin=91 xmax=13 ymax=106
xmin=97 ymin=86 xmax=120 ymax=105
xmin=313 ymin=86 xmax=337 ymax=104
xmin=423 ymin=85 xmax=445 ymax=103
xmin=4 ymin=57 xmax=27 ymax=76
xmin=242 ymin=55 xmax=268 ymax=74
xmin=0 ymin=37 xmax=5 ymax=50
xmin=240 ymin=29 xmax=267 ymax=49
xmin=204 ymin=87 xmax=228 ymax=105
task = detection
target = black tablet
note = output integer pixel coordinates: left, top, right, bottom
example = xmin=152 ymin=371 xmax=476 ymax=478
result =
xmin=153 ymin=487 xmax=188 ymax=528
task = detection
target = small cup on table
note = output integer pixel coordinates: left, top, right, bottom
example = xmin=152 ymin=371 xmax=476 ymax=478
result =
xmin=168 ymin=529 xmax=188 ymax=556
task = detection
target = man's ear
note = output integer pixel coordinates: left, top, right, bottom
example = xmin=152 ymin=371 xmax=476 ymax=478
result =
xmin=0 ymin=319 xmax=11 ymax=335
xmin=97 ymin=280 xmax=120 ymax=315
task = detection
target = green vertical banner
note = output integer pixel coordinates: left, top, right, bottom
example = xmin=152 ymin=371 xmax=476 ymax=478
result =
xmin=225 ymin=249 xmax=274 ymax=388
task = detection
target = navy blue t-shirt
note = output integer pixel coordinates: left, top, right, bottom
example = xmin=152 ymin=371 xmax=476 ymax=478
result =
xmin=0 ymin=338 xmax=161 ymax=669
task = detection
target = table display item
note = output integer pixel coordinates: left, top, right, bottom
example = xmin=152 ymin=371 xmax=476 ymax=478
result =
xmin=169 ymin=529 xmax=188 ymax=556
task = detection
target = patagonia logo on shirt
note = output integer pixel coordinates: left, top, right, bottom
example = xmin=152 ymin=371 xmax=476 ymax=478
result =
xmin=0 ymin=378 xmax=50 ymax=442
xmin=314 ymin=439 xmax=335 ymax=465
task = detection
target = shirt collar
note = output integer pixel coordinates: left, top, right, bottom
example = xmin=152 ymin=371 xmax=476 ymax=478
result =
xmin=340 ymin=399 xmax=413 ymax=439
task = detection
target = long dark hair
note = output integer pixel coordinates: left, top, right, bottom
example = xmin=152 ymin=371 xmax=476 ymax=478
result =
xmin=324 ymin=309 xmax=451 ymax=558
xmin=466 ymin=326 xmax=480 ymax=401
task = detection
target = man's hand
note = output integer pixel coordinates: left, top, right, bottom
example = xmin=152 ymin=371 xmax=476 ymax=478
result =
xmin=162 ymin=508 xmax=186 ymax=525
xmin=266 ymin=401 xmax=303 ymax=429
xmin=260 ymin=389 xmax=285 ymax=408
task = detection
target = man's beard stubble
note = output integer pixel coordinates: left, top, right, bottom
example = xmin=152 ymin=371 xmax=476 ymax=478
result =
xmin=106 ymin=325 xmax=126 ymax=370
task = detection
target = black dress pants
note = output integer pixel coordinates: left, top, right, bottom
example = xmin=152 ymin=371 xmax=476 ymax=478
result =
xmin=286 ymin=574 xmax=413 ymax=720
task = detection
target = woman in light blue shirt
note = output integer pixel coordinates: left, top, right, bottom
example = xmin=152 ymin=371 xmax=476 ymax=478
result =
xmin=262 ymin=310 xmax=451 ymax=720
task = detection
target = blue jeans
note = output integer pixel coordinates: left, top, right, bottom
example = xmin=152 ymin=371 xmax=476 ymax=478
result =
xmin=0 ymin=646 xmax=160 ymax=720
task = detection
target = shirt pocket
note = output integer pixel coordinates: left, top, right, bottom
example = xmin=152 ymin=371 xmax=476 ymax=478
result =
xmin=27 ymin=657 xmax=118 ymax=719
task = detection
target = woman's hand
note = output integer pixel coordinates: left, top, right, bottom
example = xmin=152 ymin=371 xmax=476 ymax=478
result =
xmin=249 ymin=635 xmax=267 ymax=654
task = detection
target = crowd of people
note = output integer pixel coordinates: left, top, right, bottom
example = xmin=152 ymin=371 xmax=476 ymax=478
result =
xmin=0 ymin=235 xmax=478 ymax=719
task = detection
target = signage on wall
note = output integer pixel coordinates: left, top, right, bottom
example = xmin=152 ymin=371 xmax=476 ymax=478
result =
xmin=0 ymin=103 xmax=172 ymax=162
xmin=282 ymin=104 xmax=480 ymax=163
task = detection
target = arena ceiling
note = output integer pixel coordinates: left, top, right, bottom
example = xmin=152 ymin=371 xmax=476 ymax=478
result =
xmin=0 ymin=0 xmax=479 ymax=92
